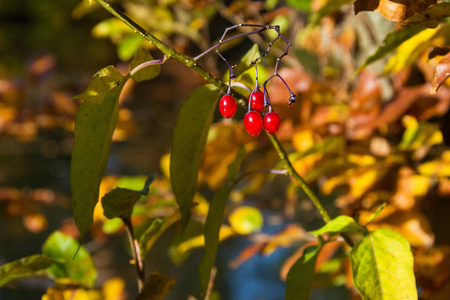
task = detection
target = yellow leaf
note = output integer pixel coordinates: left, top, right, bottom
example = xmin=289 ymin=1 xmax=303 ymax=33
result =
xmin=384 ymin=28 xmax=440 ymax=73
xmin=229 ymin=206 xmax=264 ymax=235
xmin=292 ymin=129 xmax=315 ymax=152
xmin=42 ymin=286 xmax=102 ymax=300
xmin=176 ymin=226 xmax=235 ymax=254
xmin=103 ymin=277 xmax=125 ymax=300
xmin=347 ymin=154 xmax=377 ymax=166
xmin=159 ymin=153 xmax=171 ymax=180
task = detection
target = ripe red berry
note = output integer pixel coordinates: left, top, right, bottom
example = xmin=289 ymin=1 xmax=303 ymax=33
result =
xmin=249 ymin=90 xmax=265 ymax=112
xmin=244 ymin=111 xmax=263 ymax=136
xmin=219 ymin=94 xmax=237 ymax=118
xmin=263 ymin=111 xmax=281 ymax=135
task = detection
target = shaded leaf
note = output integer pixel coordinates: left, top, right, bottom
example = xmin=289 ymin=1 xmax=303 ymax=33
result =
xmin=101 ymin=188 xmax=141 ymax=220
xmin=130 ymin=48 xmax=161 ymax=82
xmin=351 ymin=229 xmax=417 ymax=300
xmin=310 ymin=0 xmax=356 ymax=25
xmin=42 ymin=231 xmax=97 ymax=287
xmin=310 ymin=215 xmax=366 ymax=236
xmin=71 ymin=78 xmax=128 ymax=235
xmin=101 ymin=173 xmax=156 ymax=220
xmin=72 ymin=65 xmax=124 ymax=104
xmin=0 ymin=254 xmax=56 ymax=287
xmin=402 ymin=3 xmax=450 ymax=28
xmin=357 ymin=25 xmax=425 ymax=72
xmin=170 ymin=84 xmax=220 ymax=228
xmin=139 ymin=210 xmax=181 ymax=260
xmin=136 ymin=272 xmax=177 ymax=300
xmin=199 ymin=146 xmax=245 ymax=298
xmin=431 ymin=52 xmax=450 ymax=94
xmin=286 ymin=243 xmax=323 ymax=300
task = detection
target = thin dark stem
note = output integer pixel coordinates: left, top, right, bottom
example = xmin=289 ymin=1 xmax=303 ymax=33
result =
xmin=123 ymin=218 xmax=145 ymax=291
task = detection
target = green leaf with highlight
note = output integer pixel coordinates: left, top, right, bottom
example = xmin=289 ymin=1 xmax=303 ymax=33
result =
xmin=232 ymin=44 xmax=261 ymax=77
xmin=0 ymin=254 xmax=56 ymax=288
xmin=357 ymin=25 xmax=425 ymax=72
xmin=350 ymin=229 xmax=418 ymax=300
xmin=286 ymin=243 xmax=323 ymax=300
xmin=73 ymin=65 xmax=123 ymax=104
xmin=130 ymin=48 xmax=161 ymax=82
xmin=310 ymin=215 xmax=366 ymax=236
xmin=170 ymin=84 xmax=220 ymax=228
xmin=199 ymin=146 xmax=245 ymax=298
xmin=42 ymin=231 xmax=97 ymax=287
xmin=71 ymin=77 xmax=128 ymax=236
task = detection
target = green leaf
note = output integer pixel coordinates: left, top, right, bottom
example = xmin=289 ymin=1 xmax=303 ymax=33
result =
xmin=350 ymin=229 xmax=417 ymax=300
xmin=199 ymin=147 xmax=245 ymax=297
xmin=310 ymin=215 xmax=366 ymax=236
xmin=232 ymin=44 xmax=261 ymax=77
xmin=287 ymin=0 xmax=312 ymax=12
xmin=364 ymin=202 xmax=387 ymax=225
xmin=170 ymin=84 xmax=220 ymax=228
xmin=101 ymin=173 xmax=156 ymax=220
xmin=118 ymin=34 xmax=145 ymax=61
xmin=357 ymin=25 xmax=425 ymax=72
xmin=139 ymin=210 xmax=181 ymax=260
xmin=136 ymin=272 xmax=177 ymax=300
xmin=0 ymin=254 xmax=56 ymax=288
xmin=71 ymin=78 xmax=128 ymax=235
xmin=101 ymin=188 xmax=142 ymax=220
xmin=72 ymin=65 xmax=123 ymax=104
xmin=286 ymin=243 xmax=323 ymax=300
xmin=42 ymin=231 xmax=97 ymax=287
xmin=130 ymin=48 xmax=161 ymax=82
xmin=309 ymin=0 xmax=356 ymax=25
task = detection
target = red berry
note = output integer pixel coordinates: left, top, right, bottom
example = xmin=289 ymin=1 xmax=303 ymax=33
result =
xmin=249 ymin=90 xmax=265 ymax=112
xmin=244 ymin=111 xmax=263 ymax=136
xmin=263 ymin=111 xmax=281 ymax=134
xmin=219 ymin=94 xmax=237 ymax=118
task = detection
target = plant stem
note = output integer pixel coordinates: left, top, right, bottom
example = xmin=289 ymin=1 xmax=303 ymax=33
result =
xmin=123 ymin=218 xmax=145 ymax=292
xmin=92 ymin=0 xmax=354 ymax=247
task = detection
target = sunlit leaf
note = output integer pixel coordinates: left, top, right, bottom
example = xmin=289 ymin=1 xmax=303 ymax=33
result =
xmin=310 ymin=215 xmax=365 ymax=237
xmin=42 ymin=231 xmax=97 ymax=287
xmin=170 ymin=84 xmax=220 ymax=228
xmin=130 ymin=48 xmax=161 ymax=82
xmin=287 ymin=0 xmax=312 ymax=12
xmin=72 ymin=65 xmax=124 ymax=104
xmin=357 ymin=25 xmax=425 ymax=72
xmin=364 ymin=202 xmax=387 ymax=225
xmin=399 ymin=116 xmax=443 ymax=150
xmin=286 ymin=243 xmax=323 ymax=300
xmin=351 ymin=229 xmax=417 ymax=300
xmin=310 ymin=0 xmax=356 ymax=25
xmin=431 ymin=52 xmax=450 ymax=94
xmin=136 ymin=272 xmax=177 ymax=300
xmin=0 ymin=254 xmax=55 ymax=288
xmin=232 ymin=44 xmax=260 ymax=77
xmin=228 ymin=206 xmax=263 ymax=235
xmin=71 ymin=78 xmax=128 ymax=235
xmin=118 ymin=34 xmax=145 ymax=61
xmin=177 ymin=226 xmax=235 ymax=255
xmin=42 ymin=285 xmax=103 ymax=300
xmin=102 ymin=277 xmax=125 ymax=300
xmin=199 ymin=146 xmax=245 ymax=298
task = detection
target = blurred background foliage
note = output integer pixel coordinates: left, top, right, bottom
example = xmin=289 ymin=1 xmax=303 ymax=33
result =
xmin=1 ymin=0 xmax=450 ymax=299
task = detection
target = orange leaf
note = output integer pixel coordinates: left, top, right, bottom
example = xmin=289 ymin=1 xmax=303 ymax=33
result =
xmin=431 ymin=52 xmax=450 ymax=94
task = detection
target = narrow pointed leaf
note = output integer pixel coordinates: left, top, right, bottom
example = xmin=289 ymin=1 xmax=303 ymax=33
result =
xmin=73 ymin=65 xmax=123 ymax=104
xmin=310 ymin=215 xmax=365 ymax=236
xmin=357 ymin=25 xmax=425 ymax=72
xmin=42 ymin=231 xmax=97 ymax=287
xmin=170 ymin=84 xmax=220 ymax=228
xmin=130 ymin=48 xmax=161 ymax=82
xmin=0 ymin=254 xmax=56 ymax=287
xmin=199 ymin=147 xmax=245 ymax=297
xmin=350 ymin=229 xmax=417 ymax=300
xmin=71 ymin=78 xmax=128 ymax=235
xmin=286 ymin=243 xmax=322 ymax=300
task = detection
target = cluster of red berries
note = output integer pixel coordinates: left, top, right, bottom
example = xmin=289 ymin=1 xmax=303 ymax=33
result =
xmin=219 ymin=89 xmax=281 ymax=136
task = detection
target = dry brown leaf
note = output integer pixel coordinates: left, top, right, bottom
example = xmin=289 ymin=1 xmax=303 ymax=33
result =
xmin=431 ymin=52 xmax=450 ymax=94
xmin=136 ymin=272 xmax=177 ymax=300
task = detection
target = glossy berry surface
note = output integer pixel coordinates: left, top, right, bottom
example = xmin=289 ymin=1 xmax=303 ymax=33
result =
xmin=244 ymin=111 xmax=263 ymax=136
xmin=219 ymin=94 xmax=237 ymax=118
xmin=263 ymin=111 xmax=281 ymax=134
xmin=249 ymin=90 xmax=265 ymax=112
